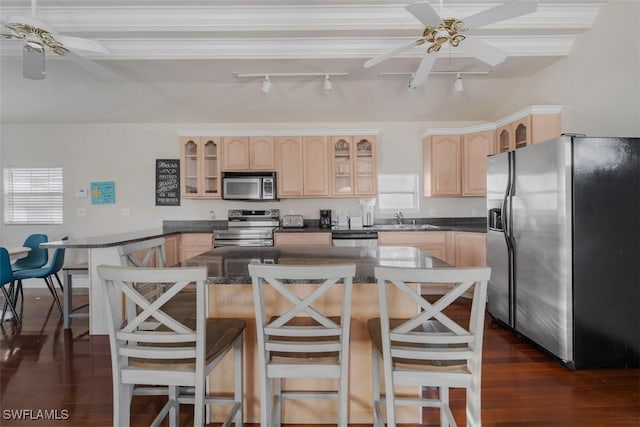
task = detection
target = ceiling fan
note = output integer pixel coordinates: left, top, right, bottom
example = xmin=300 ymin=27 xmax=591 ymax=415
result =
xmin=364 ymin=0 xmax=538 ymax=91
xmin=1 ymin=0 xmax=120 ymax=82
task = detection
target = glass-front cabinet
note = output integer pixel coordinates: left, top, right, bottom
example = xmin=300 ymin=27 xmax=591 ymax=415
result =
xmin=180 ymin=136 xmax=221 ymax=199
xmin=330 ymin=135 xmax=376 ymax=196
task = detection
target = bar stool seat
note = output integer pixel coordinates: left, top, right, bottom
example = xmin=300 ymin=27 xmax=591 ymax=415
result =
xmin=63 ymin=263 xmax=89 ymax=328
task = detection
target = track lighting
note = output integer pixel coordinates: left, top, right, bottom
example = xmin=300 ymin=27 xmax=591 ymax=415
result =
xmin=323 ymin=74 xmax=333 ymax=94
xmin=233 ymin=72 xmax=348 ymax=94
xmin=453 ymin=73 xmax=463 ymax=92
xmin=261 ymin=75 xmax=271 ymax=94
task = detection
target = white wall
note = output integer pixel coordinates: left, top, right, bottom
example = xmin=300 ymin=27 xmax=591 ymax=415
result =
xmin=493 ymin=0 xmax=640 ymax=137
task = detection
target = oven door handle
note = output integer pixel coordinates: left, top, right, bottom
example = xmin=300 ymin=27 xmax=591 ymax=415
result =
xmin=214 ymin=240 xmax=273 ymax=247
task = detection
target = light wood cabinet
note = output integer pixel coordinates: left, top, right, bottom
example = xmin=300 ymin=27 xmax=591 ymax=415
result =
xmin=303 ymin=136 xmax=330 ymax=197
xmin=330 ymin=136 xmax=377 ymax=197
xmin=423 ymin=135 xmax=462 ymax=197
xmin=377 ymin=231 xmax=454 ymax=265
xmin=276 ymin=136 xmax=304 ymax=197
xmin=496 ymin=114 xmax=561 ymax=153
xmin=221 ymin=136 xmax=276 ymax=171
xmin=454 ymin=232 xmax=486 ymax=266
xmin=276 ymin=136 xmax=329 ymax=197
xmin=179 ymin=233 xmax=213 ymax=262
xmin=462 ymin=131 xmax=492 ymax=196
xmin=180 ymin=136 xmax=221 ymax=199
xmin=164 ymin=235 xmax=180 ymax=266
xmin=274 ymin=232 xmax=332 ymax=247
xmin=424 ymin=132 xmax=491 ymax=197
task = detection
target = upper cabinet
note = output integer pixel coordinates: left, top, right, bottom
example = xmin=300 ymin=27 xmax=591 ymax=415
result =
xmin=276 ymin=135 xmax=330 ymax=198
xmin=330 ymin=135 xmax=377 ymax=197
xmin=180 ymin=136 xmax=221 ymax=199
xmin=221 ymin=136 xmax=276 ymax=171
xmin=462 ymin=131 xmax=493 ymax=196
xmin=495 ymin=113 xmax=561 ymax=153
xmin=276 ymin=136 xmax=304 ymax=197
xmin=423 ymin=135 xmax=462 ymax=196
xmin=423 ymin=131 xmax=492 ymax=197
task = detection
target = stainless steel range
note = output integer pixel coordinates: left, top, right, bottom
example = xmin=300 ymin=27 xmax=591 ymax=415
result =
xmin=213 ymin=209 xmax=280 ymax=247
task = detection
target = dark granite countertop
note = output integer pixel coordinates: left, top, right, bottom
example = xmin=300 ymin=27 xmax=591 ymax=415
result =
xmin=41 ymin=228 xmax=180 ymax=249
xmin=164 ymin=217 xmax=486 ymax=235
xmin=180 ymin=246 xmax=450 ymax=284
xmin=275 ymin=217 xmax=486 ymax=234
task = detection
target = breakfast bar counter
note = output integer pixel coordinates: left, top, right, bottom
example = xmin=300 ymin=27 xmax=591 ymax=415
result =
xmin=181 ymin=246 xmax=449 ymax=424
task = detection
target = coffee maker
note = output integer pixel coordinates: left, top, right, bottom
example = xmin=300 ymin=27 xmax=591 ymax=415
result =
xmin=319 ymin=209 xmax=331 ymax=229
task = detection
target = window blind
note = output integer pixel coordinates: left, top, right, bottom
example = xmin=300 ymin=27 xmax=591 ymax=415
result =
xmin=3 ymin=167 xmax=64 ymax=225
xmin=377 ymin=174 xmax=419 ymax=212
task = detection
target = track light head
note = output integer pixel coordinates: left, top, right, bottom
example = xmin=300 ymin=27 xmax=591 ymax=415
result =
xmin=323 ymin=74 xmax=333 ymax=93
xmin=453 ymin=73 xmax=463 ymax=92
xmin=262 ymin=75 xmax=271 ymax=94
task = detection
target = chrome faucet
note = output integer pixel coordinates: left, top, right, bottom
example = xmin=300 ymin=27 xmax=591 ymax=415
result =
xmin=394 ymin=211 xmax=405 ymax=225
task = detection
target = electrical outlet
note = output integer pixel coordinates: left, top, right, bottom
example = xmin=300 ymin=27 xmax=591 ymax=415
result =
xmin=121 ymin=208 xmax=130 ymax=217
xmin=428 ymin=208 xmax=437 ymax=217
xmin=77 ymin=208 xmax=87 ymax=217
xmin=472 ymin=208 xmax=478 ymax=216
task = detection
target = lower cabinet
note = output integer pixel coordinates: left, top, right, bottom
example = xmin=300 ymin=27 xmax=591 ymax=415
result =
xmin=377 ymin=231 xmax=455 ymax=265
xmin=274 ymin=232 xmax=332 ymax=247
xmin=164 ymin=234 xmax=180 ymax=266
xmin=377 ymin=231 xmax=486 ymax=267
xmin=454 ymin=232 xmax=487 ymax=267
xmin=179 ymin=233 xmax=214 ymax=262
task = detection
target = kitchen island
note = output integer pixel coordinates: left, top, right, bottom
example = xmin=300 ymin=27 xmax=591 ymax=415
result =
xmin=181 ymin=246 xmax=450 ymax=424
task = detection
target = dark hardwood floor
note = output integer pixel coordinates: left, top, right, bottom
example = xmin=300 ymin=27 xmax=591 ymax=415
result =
xmin=1 ymin=289 xmax=638 ymax=426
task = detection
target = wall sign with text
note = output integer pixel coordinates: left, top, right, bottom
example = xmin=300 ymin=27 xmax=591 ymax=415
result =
xmin=156 ymin=159 xmax=180 ymax=206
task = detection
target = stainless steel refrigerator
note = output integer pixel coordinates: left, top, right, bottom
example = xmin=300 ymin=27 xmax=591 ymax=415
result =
xmin=486 ymin=135 xmax=639 ymax=369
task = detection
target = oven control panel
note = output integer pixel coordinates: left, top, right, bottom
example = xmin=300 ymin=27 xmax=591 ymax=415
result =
xmin=228 ymin=209 xmax=280 ymax=220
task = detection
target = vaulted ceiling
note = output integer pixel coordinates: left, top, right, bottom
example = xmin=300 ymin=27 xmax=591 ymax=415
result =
xmin=0 ymin=0 xmax=607 ymax=123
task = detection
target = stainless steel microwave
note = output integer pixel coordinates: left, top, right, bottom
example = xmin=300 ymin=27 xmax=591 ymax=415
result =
xmin=221 ymin=171 xmax=277 ymax=201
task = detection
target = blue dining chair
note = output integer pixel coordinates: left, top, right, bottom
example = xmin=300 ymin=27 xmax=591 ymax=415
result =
xmin=1 ymin=247 xmax=22 ymax=326
xmin=12 ymin=234 xmax=48 ymax=271
xmin=13 ymin=237 xmax=68 ymax=315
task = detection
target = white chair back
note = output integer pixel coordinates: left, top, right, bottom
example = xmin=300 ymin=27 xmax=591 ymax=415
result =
xmin=248 ymin=262 xmax=356 ymax=427
xmin=97 ymin=264 xmax=208 ymax=426
xmin=371 ymin=265 xmax=491 ymax=427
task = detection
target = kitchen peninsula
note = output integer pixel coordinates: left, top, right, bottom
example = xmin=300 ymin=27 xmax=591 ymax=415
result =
xmin=42 ymin=229 xmax=179 ymax=335
xmin=182 ymin=245 xmax=450 ymax=424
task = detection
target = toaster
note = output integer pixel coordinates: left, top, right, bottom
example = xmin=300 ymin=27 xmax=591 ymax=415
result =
xmin=282 ymin=215 xmax=304 ymax=228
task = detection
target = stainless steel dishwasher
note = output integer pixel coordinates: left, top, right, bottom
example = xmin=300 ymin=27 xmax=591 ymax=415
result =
xmin=331 ymin=231 xmax=378 ymax=247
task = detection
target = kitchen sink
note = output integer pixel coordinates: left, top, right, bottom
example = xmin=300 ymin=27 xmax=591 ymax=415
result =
xmin=373 ymin=224 xmax=440 ymax=230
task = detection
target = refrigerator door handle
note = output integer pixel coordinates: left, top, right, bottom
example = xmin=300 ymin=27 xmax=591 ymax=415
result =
xmin=502 ymin=179 xmax=512 ymax=250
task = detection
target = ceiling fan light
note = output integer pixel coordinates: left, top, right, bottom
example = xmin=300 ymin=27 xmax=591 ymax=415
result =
xmin=434 ymin=28 xmax=449 ymax=45
xmin=261 ymin=75 xmax=271 ymax=94
xmin=453 ymin=73 xmax=463 ymax=92
xmin=323 ymin=74 xmax=333 ymax=93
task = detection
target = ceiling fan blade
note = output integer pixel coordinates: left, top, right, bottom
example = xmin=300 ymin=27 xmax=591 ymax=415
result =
xmin=409 ymin=53 xmax=436 ymax=90
xmin=406 ymin=1 xmax=442 ymax=27
xmin=464 ymin=0 xmax=538 ymax=29
xmin=23 ymin=47 xmax=45 ymax=80
xmin=364 ymin=38 xmax=423 ymax=69
xmin=64 ymin=50 xmax=123 ymax=83
xmin=461 ymin=37 xmax=507 ymax=66
xmin=57 ymin=34 xmax=110 ymax=54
